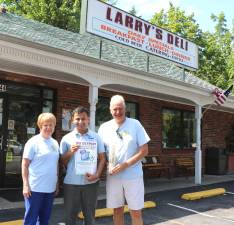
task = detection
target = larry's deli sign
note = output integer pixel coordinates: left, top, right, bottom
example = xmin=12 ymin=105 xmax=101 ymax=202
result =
xmin=86 ymin=0 xmax=198 ymax=70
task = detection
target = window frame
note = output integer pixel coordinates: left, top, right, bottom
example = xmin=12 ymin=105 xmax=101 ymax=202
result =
xmin=162 ymin=107 xmax=195 ymax=150
xmin=95 ymin=96 xmax=139 ymax=130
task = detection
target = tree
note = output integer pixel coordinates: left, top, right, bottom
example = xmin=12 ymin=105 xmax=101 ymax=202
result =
xmin=0 ymin=0 xmax=82 ymax=32
xmin=150 ymin=3 xmax=203 ymax=44
xmin=195 ymin=12 xmax=234 ymax=89
xmin=128 ymin=6 xmax=137 ymax=16
xmin=0 ymin=0 xmax=113 ymax=32
xmin=150 ymin=3 xmax=234 ymax=89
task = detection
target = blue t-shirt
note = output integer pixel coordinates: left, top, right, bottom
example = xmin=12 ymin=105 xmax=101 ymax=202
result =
xmin=23 ymin=134 xmax=59 ymax=193
xmin=98 ymin=118 xmax=150 ymax=179
xmin=60 ymin=129 xmax=105 ymax=185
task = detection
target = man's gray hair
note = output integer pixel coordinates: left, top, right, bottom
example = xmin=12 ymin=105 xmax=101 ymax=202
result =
xmin=110 ymin=95 xmax=126 ymax=108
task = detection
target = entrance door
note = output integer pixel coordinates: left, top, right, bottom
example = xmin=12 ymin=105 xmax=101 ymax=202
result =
xmin=0 ymin=81 xmax=54 ymax=188
xmin=4 ymin=97 xmax=40 ymax=188
xmin=0 ymin=96 xmax=7 ymax=187
xmin=0 ymin=95 xmax=40 ymax=188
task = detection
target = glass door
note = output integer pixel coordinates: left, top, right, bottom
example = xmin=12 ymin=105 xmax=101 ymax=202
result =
xmin=0 ymin=81 xmax=55 ymax=188
xmin=0 ymin=96 xmax=8 ymax=187
xmin=4 ymin=97 xmax=40 ymax=188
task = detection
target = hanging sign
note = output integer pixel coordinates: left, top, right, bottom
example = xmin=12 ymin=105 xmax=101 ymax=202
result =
xmin=86 ymin=0 xmax=198 ymax=70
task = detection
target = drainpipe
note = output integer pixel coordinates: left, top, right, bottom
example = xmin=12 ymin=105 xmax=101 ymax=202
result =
xmin=89 ymin=84 xmax=98 ymax=131
xmin=195 ymin=104 xmax=202 ymax=184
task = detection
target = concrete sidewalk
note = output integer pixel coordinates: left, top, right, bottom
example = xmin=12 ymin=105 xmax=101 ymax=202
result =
xmin=1 ymin=174 xmax=234 ymax=211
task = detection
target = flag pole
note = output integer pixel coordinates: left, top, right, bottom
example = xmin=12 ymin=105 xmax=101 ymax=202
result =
xmin=201 ymin=103 xmax=214 ymax=119
xmin=202 ymin=84 xmax=233 ymax=119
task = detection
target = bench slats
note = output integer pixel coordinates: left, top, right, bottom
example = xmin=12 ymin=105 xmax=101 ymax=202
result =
xmin=175 ymin=157 xmax=194 ymax=178
xmin=142 ymin=155 xmax=171 ymax=179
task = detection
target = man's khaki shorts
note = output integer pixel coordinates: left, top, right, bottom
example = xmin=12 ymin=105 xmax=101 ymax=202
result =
xmin=106 ymin=176 xmax=144 ymax=210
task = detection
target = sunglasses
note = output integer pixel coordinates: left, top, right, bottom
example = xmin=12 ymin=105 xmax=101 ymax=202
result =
xmin=116 ymin=128 xmax=123 ymax=140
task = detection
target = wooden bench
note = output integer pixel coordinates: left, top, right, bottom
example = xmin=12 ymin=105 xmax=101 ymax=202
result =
xmin=175 ymin=157 xmax=194 ymax=178
xmin=142 ymin=155 xmax=171 ymax=180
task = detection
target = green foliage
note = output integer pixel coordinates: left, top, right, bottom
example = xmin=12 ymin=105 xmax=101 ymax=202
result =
xmin=195 ymin=12 xmax=234 ymax=89
xmin=0 ymin=0 xmax=112 ymax=32
xmin=0 ymin=0 xmax=81 ymax=32
xmin=128 ymin=6 xmax=137 ymax=16
xmin=150 ymin=3 xmax=234 ymax=90
xmin=150 ymin=3 xmax=203 ymax=44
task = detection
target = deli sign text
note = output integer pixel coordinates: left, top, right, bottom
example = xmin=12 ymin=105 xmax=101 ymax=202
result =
xmin=86 ymin=0 xmax=198 ymax=70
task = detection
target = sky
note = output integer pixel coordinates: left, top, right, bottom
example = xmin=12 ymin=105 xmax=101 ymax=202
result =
xmin=115 ymin=0 xmax=233 ymax=32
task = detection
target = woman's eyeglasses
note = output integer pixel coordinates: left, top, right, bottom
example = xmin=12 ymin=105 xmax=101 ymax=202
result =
xmin=116 ymin=128 xmax=123 ymax=140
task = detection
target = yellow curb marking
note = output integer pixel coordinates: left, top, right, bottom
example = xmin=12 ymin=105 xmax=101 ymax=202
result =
xmin=0 ymin=220 xmax=23 ymax=225
xmin=181 ymin=188 xmax=226 ymax=200
xmin=0 ymin=201 xmax=156 ymax=224
xmin=78 ymin=201 xmax=156 ymax=218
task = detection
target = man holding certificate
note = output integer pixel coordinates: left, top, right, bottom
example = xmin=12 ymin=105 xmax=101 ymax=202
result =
xmin=60 ymin=106 xmax=106 ymax=225
xmin=98 ymin=95 xmax=150 ymax=225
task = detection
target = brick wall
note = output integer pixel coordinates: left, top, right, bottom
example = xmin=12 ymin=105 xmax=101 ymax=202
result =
xmin=202 ymin=110 xmax=234 ymax=150
xmin=2 ymin=71 xmax=234 ymax=157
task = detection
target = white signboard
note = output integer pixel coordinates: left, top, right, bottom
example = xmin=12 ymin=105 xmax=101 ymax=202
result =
xmin=86 ymin=0 xmax=198 ymax=70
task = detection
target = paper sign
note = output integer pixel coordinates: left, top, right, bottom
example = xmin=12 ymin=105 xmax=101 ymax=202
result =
xmin=75 ymin=140 xmax=97 ymax=175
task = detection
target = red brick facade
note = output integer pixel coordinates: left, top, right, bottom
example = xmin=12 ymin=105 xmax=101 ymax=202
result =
xmin=1 ymin=71 xmax=234 ymax=175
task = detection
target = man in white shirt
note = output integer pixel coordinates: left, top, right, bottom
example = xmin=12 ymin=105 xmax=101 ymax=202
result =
xmin=98 ymin=95 xmax=150 ymax=225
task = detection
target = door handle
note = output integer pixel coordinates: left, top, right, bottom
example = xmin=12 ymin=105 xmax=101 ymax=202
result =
xmin=0 ymin=136 xmax=3 ymax=150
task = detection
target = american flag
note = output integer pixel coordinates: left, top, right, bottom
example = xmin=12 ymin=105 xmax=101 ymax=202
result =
xmin=212 ymin=85 xmax=233 ymax=106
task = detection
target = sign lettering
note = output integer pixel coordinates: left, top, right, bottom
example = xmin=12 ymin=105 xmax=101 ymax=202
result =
xmin=86 ymin=0 xmax=198 ymax=70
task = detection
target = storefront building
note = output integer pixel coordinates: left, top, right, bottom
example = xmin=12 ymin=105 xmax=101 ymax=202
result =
xmin=1 ymin=1 xmax=234 ymax=189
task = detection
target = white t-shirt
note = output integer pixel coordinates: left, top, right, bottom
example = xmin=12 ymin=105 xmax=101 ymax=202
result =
xmin=98 ymin=118 xmax=150 ymax=179
xmin=23 ymin=134 xmax=59 ymax=193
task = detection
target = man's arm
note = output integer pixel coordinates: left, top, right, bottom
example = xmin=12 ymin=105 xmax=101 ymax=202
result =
xmin=110 ymin=143 xmax=148 ymax=175
xmin=86 ymin=152 xmax=106 ymax=181
xmin=60 ymin=144 xmax=79 ymax=166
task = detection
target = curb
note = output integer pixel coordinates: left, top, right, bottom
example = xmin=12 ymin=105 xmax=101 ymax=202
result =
xmin=181 ymin=188 xmax=226 ymax=200
xmin=78 ymin=201 xmax=156 ymax=218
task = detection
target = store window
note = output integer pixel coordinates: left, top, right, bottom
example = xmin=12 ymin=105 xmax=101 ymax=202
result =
xmin=96 ymin=96 xmax=138 ymax=130
xmin=162 ymin=108 xmax=195 ymax=149
xmin=42 ymin=89 xmax=54 ymax=112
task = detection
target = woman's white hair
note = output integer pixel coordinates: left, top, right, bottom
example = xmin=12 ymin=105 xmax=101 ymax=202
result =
xmin=110 ymin=95 xmax=126 ymax=108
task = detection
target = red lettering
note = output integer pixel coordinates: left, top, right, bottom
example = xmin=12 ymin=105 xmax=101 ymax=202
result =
xmin=106 ymin=7 xmax=112 ymax=21
xmin=115 ymin=12 xmax=123 ymax=25
xmin=135 ymin=20 xmax=142 ymax=33
xmin=144 ymin=24 xmax=151 ymax=36
xmin=155 ymin=28 xmax=162 ymax=40
xmin=175 ymin=36 xmax=180 ymax=47
xmin=167 ymin=34 xmax=173 ymax=44
xmin=125 ymin=15 xmax=133 ymax=29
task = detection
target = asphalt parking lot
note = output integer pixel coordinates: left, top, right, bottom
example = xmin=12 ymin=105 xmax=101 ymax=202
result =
xmin=0 ymin=180 xmax=234 ymax=225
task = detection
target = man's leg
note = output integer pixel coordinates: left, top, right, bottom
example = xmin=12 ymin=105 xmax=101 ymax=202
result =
xmin=81 ymin=182 xmax=99 ymax=225
xmin=106 ymin=176 xmax=125 ymax=225
xmin=113 ymin=207 xmax=125 ymax=225
xmin=64 ymin=184 xmax=81 ymax=225
xmin=129 ymin=210 xmax=143 ymax=225
xmin=123 ymin=177 xmax=144 ymax=225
